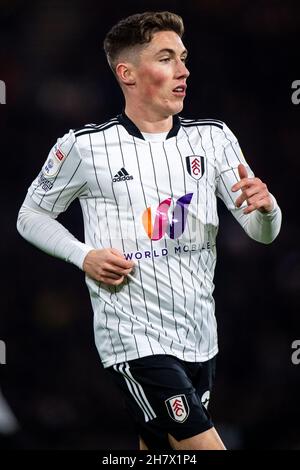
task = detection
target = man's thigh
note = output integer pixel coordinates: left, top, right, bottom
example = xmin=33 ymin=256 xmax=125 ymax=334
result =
xmin=169 ymin=427 xmax=225 ymax=450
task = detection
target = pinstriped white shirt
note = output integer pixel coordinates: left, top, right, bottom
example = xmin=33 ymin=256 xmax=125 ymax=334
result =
xmin=26 ymin=113 xmax=278 ymax=367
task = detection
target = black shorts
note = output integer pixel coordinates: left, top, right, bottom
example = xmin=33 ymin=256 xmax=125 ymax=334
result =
xmin=106 ymin=354 xmax=217 ymax=450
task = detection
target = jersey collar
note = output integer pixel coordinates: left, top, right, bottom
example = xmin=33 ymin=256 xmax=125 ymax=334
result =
xmin=118 ymin=111 xmax=181 ymax=140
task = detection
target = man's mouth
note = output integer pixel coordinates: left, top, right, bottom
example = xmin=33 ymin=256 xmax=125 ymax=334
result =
xmin=172 ymin=85 xmax=186 ymax=96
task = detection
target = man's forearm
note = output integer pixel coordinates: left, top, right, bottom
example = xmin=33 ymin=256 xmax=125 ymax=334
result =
xmin=17 ymin=194 xmax=93 ymax=269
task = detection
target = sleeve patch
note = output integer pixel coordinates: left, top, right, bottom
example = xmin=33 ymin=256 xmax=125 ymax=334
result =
xmin=55 ymin=148 xmax=65 ymax=161
xmin=42 ymin=146 xmax=66 ymax=178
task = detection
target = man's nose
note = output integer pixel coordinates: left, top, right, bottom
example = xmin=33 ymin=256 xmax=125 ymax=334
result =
xmin=175 ymin=59 xmax=190 ymax=79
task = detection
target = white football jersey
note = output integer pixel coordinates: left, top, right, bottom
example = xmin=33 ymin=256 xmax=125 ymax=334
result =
xmin=28 ymin=113 xmax=255 ymax=368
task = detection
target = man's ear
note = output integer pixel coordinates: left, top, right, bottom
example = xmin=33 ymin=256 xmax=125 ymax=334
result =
xmin=115 ymin=63 xmax=136 ymax=86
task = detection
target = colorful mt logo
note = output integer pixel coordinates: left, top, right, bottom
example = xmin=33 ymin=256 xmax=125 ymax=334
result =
xmin=142 ymin=193 xmax=193 ymax=240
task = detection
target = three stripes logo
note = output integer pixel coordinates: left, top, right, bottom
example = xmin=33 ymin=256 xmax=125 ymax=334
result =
xmin=113 ymin=362 xmax=156 ymax=423
xmin=165 ymin=394 xmax=189 ymax=423
xmin=142 ymin=193 xmax=193 ymax=241
xmin=112 ymin=167 xmax=133 ymax=183
xmin=186 ymin=155 xmax=205 ymax=180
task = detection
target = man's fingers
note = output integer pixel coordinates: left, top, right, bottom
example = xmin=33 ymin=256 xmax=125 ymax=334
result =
xmin=235 ymin=192 xmax=247 ymax=208
xmin=82 ymin=248 xmax=135 ymax=286
xmin=238 ymin=163 xmax=248 ymax=180
xmin=231 ymin=164 xmax=250 ymax=192
xmin=235 ymin=186 xmax=265 ymax=208
xmin=232 ymin=178 xmax=252 ymax=192
xmin=109 ymin=248 xmax=135 ymax=269
xmin=111 ymin=256 xmax=135 ymax=269
xmin=110 ymin=247 xmax=125 ymax=258
xmin=242 ymin=195 xmax=270 ymax=214
xmin=101 ymin=271 xmax=124 ymax=280
xmin=101 ymin=275 xmax=125 ymax=286
xmin=243 ymin=204 xmax=255 ymax=215
xmin=100 ymin=249 xmax=135 ymax=282
xmin=103 ymin=264 xmax=133 ymax=276
xmin=232 ymin=176 xmax=263 ymax=193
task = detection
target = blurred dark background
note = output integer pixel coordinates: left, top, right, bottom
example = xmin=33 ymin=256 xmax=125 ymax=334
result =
xmin=0 ymin=0 xmax=299 ymax=450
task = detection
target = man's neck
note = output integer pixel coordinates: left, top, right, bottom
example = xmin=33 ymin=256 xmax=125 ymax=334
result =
xmin=125 ymin=105 xmax=173 ymax=133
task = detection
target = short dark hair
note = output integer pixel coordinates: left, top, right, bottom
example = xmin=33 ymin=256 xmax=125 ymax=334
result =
xmin=103 ymin=11 xmax=184 ymax=72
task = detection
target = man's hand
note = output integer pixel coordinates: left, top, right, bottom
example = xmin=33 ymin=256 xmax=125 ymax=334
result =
xmin=83 ymin=248 xmax=135 ymax=286
xmin=231 ymin=163 xmax=274 ymax=214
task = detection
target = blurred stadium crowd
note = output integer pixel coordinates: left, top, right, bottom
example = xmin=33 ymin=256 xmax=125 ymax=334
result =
xmin=0 ymin=0 xmax=299 ymax=449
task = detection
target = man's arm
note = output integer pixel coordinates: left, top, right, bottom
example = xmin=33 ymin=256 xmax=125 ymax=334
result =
xmin=216 ymin=123 xmax=282 ymax=244
xmin=17 ymin=195 xmax=134 ymax=285
xmin=17 ymin=129 xmax=134 ymax=285
xmin=17 ymin=193 xmax=92 ymax=268
xmin=231 ymin=163 xmax=282 ymax=244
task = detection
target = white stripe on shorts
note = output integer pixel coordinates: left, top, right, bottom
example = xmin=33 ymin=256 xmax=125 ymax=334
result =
xmin=113 ymin=362 xmax=156 ymax=422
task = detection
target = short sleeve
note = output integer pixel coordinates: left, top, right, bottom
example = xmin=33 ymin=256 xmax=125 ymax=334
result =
xmin=28 ymin=130 xmax=87 ymax=213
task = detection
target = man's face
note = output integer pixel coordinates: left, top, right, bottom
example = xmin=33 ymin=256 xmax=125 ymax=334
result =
xmin=131 ymin=30 xmax=190 ymax=117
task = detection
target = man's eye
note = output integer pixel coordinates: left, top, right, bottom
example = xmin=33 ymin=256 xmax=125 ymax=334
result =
xmin=160 ymin=58 xmax=171 ymax=62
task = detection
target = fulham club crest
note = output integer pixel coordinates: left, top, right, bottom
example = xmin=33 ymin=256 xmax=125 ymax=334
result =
xmin=165 ymin=394 xmax=190 ymax=423
xmin=186 ymin=155 xmax=205 ymax=180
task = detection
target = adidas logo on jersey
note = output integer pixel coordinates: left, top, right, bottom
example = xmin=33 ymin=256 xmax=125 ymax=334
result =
xmin=112 ymin=167 xmax=133 ymax=183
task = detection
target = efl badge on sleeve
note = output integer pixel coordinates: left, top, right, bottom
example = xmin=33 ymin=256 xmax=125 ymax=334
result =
xmin=186 ymin=155 xmax=205 ymax=180
xmin=42 ymin=146 xmax=66 ymax=178
xmin=165 ymin=394 xmax=190 ymax=423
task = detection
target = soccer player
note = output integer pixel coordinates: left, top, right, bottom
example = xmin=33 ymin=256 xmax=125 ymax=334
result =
xmin=17 ymin=11 xmax=282 ymax=450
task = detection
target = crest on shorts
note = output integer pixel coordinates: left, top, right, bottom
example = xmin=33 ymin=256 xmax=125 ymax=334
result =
xmin=165 ymin=394 xmax=189 ymax=423
xmin=186 ymin=156 xmax=205 ymax=180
